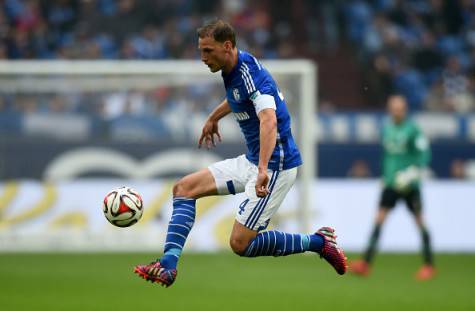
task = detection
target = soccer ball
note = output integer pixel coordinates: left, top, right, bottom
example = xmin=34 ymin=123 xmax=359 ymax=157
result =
xmin=103 ymin=186 xmax=144 ymax=227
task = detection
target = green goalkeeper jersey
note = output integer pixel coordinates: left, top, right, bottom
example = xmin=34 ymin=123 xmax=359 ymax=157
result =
xmin=382 ymin=118 xmax=431 ymax=189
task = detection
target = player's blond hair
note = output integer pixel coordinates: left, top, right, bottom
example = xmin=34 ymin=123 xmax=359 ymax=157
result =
xmin=197 ymin=19 xmax=236 ymax=47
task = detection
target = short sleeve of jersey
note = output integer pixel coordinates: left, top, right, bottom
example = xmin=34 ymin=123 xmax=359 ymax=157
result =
xmin=238 ymin=62 xmax=273 ymax=97
xmin=411 ymin=123 xmax=431 ymax=167
xmin=239 ymin=61 xmax=276 ymax=115
xmin=412 ymin=125 xmax=429 ymax=152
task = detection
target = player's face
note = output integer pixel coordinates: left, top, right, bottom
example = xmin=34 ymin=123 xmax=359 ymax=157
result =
xmin=388 ymin=96 xmax=407 ymax=124
xmin=198 ymin=36 xmax=228 ymax=73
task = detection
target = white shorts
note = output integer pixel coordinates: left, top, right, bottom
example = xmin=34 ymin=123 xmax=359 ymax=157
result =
xmin=208 ymin=154 xmax=297 ymax=231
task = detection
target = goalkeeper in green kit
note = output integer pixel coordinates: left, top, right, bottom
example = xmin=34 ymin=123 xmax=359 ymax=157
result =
xmin=349 ymin=95 xmax=435 ymax=280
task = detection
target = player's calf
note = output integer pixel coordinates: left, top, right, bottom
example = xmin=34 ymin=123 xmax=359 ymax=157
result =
xmin=240 ymin=230 xmax=315 ymax=257
xmin=235 ymin=226 xmax=347 ymax=275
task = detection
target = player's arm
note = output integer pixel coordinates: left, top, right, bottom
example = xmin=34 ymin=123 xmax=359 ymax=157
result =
xmin=198 ymin=98 xmax=231 ymax=149
xmin=254 ymin=92 xmax=277 ymax=197
xmin=208 ymin=98 xmax=232 ymax=122
xmin=414 ymin=131 xmax=431 ymax=167
xmin=395 ymin=127 xmax=431 ymax=190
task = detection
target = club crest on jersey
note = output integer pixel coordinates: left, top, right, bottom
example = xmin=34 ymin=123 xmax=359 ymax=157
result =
xmin=233 ymin=88 xmax=240 ymax=101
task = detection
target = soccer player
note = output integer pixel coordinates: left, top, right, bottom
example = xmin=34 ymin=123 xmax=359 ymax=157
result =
xmin=349 ymin=95 xmax=435 ymax=280
xmin=134 ymin=19 xmax=347 ymax=287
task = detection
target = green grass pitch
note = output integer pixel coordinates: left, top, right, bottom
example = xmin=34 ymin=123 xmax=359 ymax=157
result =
xmin=0 ymin=253 xmax=474 ymax=311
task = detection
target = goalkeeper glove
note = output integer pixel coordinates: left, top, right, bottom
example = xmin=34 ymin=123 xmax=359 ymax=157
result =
xmin=394 ymin=165 xmax=420 ymax=192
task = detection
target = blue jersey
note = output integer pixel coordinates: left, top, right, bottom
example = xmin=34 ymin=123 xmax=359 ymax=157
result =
xmin=222 ymin=50 xmax=302 ymax=171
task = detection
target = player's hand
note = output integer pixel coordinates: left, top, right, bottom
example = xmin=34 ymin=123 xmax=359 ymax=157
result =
xmin=255 ymin=170 xmax=270 ymax=197
xmin=198 ymin=118 xmax=222 ymax=149
xmin=394 ymin=165 xmax=420 ymax=192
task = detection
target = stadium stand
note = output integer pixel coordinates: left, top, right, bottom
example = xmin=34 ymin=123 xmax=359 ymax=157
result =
xmin=1 ymin=1 xmax=473 ymax=108
xmin=1 ymin=0 xmax=475 ymax=178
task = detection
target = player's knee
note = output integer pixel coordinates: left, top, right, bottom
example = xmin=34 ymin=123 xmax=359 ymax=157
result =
xmin=414 ymin=214 xmax=424 ymax=227
xmin=376 ymin=209 xmax=388 ymax=224
xmin=229 ymin=237 xmax=250 ymax=256
xmin=173 ymin=178 xmax=193 ymax=198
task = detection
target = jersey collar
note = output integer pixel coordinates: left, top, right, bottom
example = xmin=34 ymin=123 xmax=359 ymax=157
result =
xmin=222 ymin=50 xmax=243 ymax=81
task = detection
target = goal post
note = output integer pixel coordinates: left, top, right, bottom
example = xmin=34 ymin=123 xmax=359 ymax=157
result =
xmin=0 ymin=60 xmax=317 ymax=232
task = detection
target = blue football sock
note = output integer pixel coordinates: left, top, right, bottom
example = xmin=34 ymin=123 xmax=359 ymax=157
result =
xmin=243 ymin=230 xmax=324 ymax=257
xmin=160 ymin=197 xmax=196 ymax=269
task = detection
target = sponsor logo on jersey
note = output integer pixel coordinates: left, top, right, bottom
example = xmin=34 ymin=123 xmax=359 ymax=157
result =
xmin=233 ymin=111 xmax=250 ymax=121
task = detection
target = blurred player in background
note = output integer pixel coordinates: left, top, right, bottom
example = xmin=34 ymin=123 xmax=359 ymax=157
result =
xmin=349 ymin=95 xmax=435 ymax=280
xmin=134 ymin=19 xmax=347 ymax=287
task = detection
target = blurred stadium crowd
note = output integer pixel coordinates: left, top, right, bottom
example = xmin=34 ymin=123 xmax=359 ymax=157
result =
xmin=348 ymin=0 xmax=475 ymax=112
xmin=0 ymin=0 xmax=474 ymax=110
xmin=0 ymin=0 xmax=291 ymax=60
xmin=0 ymin=0 xmax=475 ymax=180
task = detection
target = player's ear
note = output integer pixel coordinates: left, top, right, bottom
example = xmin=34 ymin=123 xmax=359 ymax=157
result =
xmin=223 ymin=40 xmax=232 ymax=52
